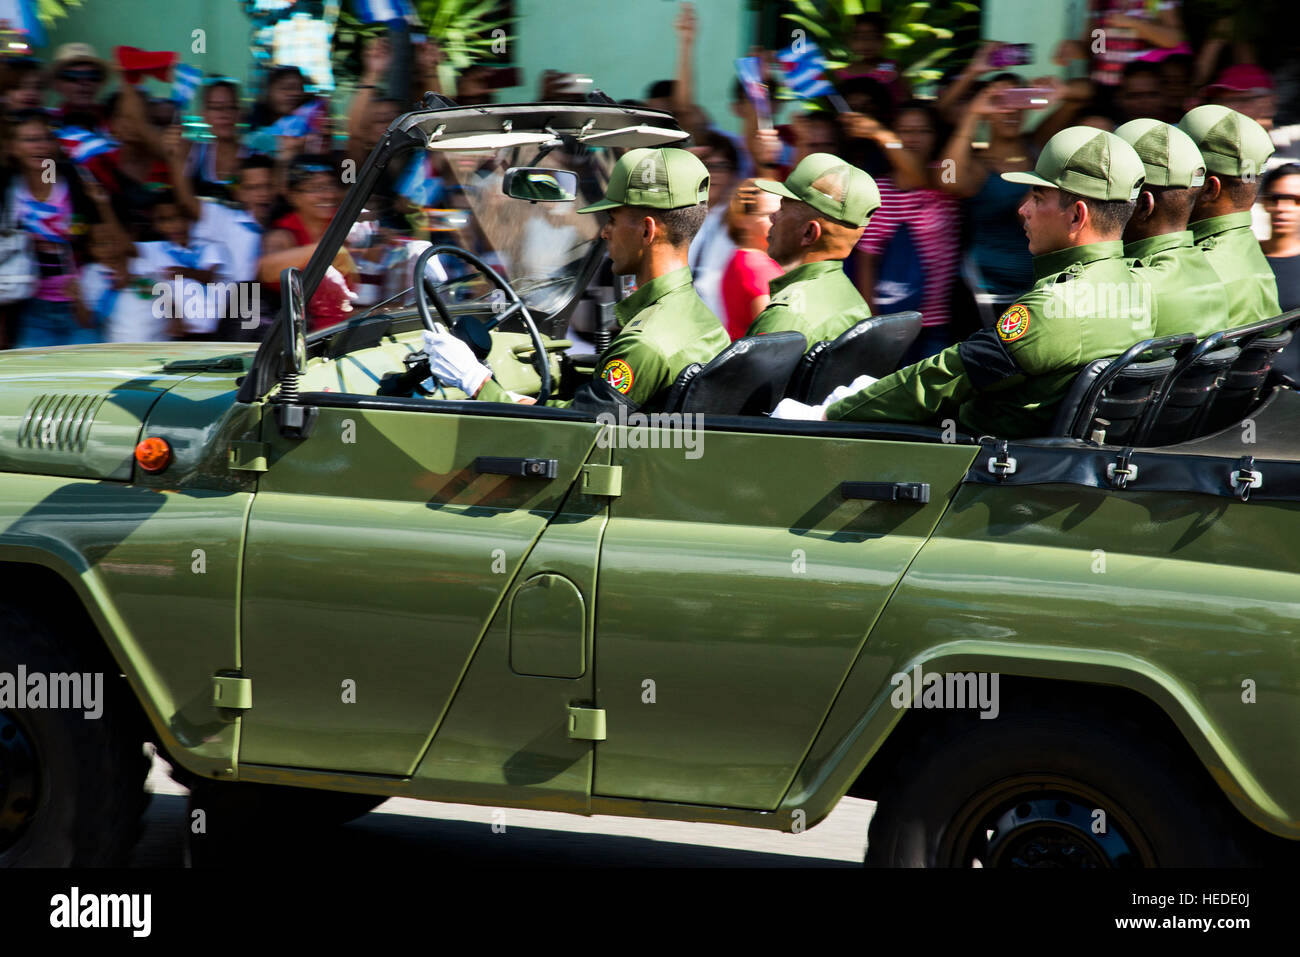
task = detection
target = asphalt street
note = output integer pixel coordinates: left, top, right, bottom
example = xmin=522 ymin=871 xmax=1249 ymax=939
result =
xmin=130 ymin=750 xmax=874 ymax=867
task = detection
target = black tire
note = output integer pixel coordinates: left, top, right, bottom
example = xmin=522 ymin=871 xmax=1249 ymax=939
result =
xmin=185 ymin=780 xmax=386 ymax=866
xmin=865 ymin=711 xmax=1258 ymax=867
xmin=0 ymin=606 xmax=150 ymax=866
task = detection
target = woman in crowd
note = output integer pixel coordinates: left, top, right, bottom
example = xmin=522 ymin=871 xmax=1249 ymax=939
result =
xmin=1261 ymin=164 xmax=1300 ymax=310
xmin=719 ymin=180 xmax=782 ymax=340
xmin=185 ymin=79 xmax=244 ymax=200
xmin=850 ymin=100 xmax=961 ymax=363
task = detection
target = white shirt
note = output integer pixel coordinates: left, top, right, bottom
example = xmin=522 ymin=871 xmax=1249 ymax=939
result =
xmin=134 ymin=239 xmax=232 ymax=335
xmin=193 ymin=200 xmax=263 ymax=285
xmin=80 ymin=262 xmax=168 ymax=342
xmin=688 ymin=203 xmax=735 ymax=323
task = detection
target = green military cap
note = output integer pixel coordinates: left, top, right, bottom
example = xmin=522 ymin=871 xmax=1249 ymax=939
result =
xmin=1177 ymin=105 xmax=1275 ymax=178
xmin=754 ymin=153 xmax=880 ymax=227
xmin=577 ymin=147 xmax=709 ymax=214
xmin=1003 ymin=126 xmax=1146 ymax=201
xmin=1115 ymin=119 xmax=1206 ymax=188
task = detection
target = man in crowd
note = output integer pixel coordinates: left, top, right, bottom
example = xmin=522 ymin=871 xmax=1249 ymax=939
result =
xmin=421 ymin=147 xmax=729 ymax=412
xmin=746 ymin=153 xmax=878 ymax=348
xmin=1179 ymin=105 xmax=1281 ymax=325
xmin=779 ymin=128 xmax=1155 ymax=439
xmin=1115 ymin=118 xmax=1231 ymax=337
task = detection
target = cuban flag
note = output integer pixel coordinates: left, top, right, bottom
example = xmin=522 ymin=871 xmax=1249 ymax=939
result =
xmin=353 ymin=0 xmax=418 ymax=24
xmin=17 ymin=195 xmax=68 ymax=243
xmin=734 ymin=56 xmax=771 ymax=123
xmin=268 ymin=99 xmax=326 ymax=138
xmin=775 ymin=41 xmax=835 ymax=100
xmin=172 ymin=64 xmax=203 ymax=106
xmin=0 ymin=0 xmax=46 ymax=47
xmin=57 ymin=127 xmax=120 ymax=164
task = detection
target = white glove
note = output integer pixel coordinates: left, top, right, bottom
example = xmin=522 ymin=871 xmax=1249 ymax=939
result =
xmin=422 ymin=329 xmax=492 ymax=397
xmin=771 ymin=397 xmax=828 ymax=420
xmin=821 ymin=374 xmax=877 ymax=407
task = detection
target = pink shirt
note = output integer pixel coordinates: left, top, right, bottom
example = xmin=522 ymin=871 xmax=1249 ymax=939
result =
xmin=721 ymin=248 xmax=784 ymax=340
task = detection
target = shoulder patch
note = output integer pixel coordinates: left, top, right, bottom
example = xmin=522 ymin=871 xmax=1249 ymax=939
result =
xmin=996 ymin=303 xmax=1031 ymax=342
xmin=602 ymin=358 xmax=635 ymax=395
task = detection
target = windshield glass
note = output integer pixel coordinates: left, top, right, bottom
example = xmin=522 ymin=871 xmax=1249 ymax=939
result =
xmin=334 ymin=140 xmax=617 ymax=338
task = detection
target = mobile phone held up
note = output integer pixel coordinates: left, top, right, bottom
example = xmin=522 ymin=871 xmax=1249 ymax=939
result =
xmin=997 ymin=87 xmax=1053 ymax=110
xmin=989 ymin=43 xmax=1034 ymax=68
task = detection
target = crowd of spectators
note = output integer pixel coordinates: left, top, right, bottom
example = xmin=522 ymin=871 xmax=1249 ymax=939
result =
xmin=0 ymin=1 xmax=1294 ymax=353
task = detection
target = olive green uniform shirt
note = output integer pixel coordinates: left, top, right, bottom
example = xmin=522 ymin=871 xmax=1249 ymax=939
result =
xmin=1191 ymin=211 xmax=1281 ymax=326
xmin=1126 ymin=230 xmax=1231 ymax=339
xmin=827 ymin=241 xmax=1157 ymax=438
xmin=479 ymin=266 xmax=729 ymax=410
xmin=745 ymin=259 xmax=869 ymax=350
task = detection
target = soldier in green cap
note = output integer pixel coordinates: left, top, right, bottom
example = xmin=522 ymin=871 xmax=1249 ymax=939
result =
xmin=1178 ymin=105 xmax=1280 ymax=324
xmin=1115 ymin=118 xmax=1232 ymax=338
xmin=778 ymin=127 xmax=1156 ymax=439
xmin=744 ymin=153 xmax=879 ymax=350
xmin=422 ymin=147 xmax=729 ymax=411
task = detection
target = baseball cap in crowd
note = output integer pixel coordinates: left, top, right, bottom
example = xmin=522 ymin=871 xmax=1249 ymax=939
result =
xmin=754 ymin=153 xmax=880 ymax=227
xmin=1203 ymin=64 xmax=1274 ymax=98
xmin=578 ymin=148 xmax=709 ymax=214
xmin=1002 ymin=126 xmax=1146 ymax=201
xmin=1177 ymin=105 xmax=1275 ymax=178
xmin=51 ymin=43 xmax=109 ymax=75
xmin=1115 ymin=119 xmax=1206 ymax=188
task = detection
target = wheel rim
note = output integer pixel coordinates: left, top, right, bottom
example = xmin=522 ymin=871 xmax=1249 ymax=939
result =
xmin=940 ymin=775 xmax=1156 ymax=868
xmin=0 ymin=712 xmax=39 ymax=854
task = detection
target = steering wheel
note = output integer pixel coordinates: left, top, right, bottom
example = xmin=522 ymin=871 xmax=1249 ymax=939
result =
xmin=414 ymin=244 xmax=552 ymax=405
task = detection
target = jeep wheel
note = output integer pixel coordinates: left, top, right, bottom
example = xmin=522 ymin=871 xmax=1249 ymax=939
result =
xmin=865 ymin=712 xmax=1256 ymax=867
xmin=185 ymin=780 xmax=386 ymax=866
xmin=0 ymin=608 xmax=149 ymax=866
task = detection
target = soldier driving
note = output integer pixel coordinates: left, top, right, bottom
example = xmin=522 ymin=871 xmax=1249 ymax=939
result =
xmin=421 ymin=147 xmax=729 ymax=411
xmin=1178 ymin=105 xmax=1281 ymax=325
xmin=1115 ymin=118 xmax=1231 ymax=338
xmin=745 ymin=153 xmax=879 ymax=349
xmin=777 ymin=127 xmax=1157 ymax=439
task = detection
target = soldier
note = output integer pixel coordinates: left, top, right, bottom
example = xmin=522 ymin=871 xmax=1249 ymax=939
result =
xmin=422 ymin=147 xmax=729 ymax=412
xmin=1115 ymin=118 xmax=1232 ymax=338
xmin=1178 ymin=105 xmax=1280 ymax=325
xmin=745 ymin=153 xmax=879 ymax=349
xmin=781 ymin=127 xmax=1156 ymax=439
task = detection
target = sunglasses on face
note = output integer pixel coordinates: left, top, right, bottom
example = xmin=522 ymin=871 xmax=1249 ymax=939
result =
xmin=1264 ymin=193 xmax=1300 ymax=206
xmin=59 ymin=70 xmax=104 ymax=83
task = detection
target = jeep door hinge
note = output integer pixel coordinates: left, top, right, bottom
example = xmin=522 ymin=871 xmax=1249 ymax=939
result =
xmin=228 ymin=441 xmax=269 ymax=472
xmin=212 ymin=674 xmax=253 ymax=710
xmin=580 ymin=464 xmax=622 ymax=497
xmin=566 ymin=705 xmax=607 ymax=741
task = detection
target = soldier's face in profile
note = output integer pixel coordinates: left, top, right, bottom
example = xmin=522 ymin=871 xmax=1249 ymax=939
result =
xmin=601 ymin=207 xmax=648 ymax=275
xmin=765 ymin=198 xmax=813 ymax=265
xmin=1018 ymin=186 xmax=1073 ymax=256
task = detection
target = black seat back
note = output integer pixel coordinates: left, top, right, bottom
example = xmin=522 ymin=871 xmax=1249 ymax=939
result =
xmin=1139 ymin=345 xmax=1240 ymax=446
xmin=662 ymin=331 xmax=806 ymax=415
xmin=788 ymin=310 xmax=922 ymax=402
xmin=1050 ymin=333 xmax=1196 ymax=443
xmin=1204 ymin=325 xmax=1296 ymax=432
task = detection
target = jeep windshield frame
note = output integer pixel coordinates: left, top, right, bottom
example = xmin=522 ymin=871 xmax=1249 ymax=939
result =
xmin=237 ymin=100 xmax=687 ymax=404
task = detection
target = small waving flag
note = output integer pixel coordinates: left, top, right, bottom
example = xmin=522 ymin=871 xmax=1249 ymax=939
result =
xmin=268 ymin=99 xmax=326 ymax=138
xmin=172 ymin=64 xmax=203 ymax=106
xmin=735 ymin=57 xmax=772 ymax=126
xmin=353 ymin=0 xmax=418 ymax=24
xmin=775 ymin=41 xmax=835 ymax=100
xmin=57 ymin=127 xmax=121 ymax=164
xmin=0 ymin=0 xmax=46 ymax=47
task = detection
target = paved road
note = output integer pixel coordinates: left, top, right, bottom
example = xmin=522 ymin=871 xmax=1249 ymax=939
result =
xmin=131 ymin=750 xmax=874 ymax=867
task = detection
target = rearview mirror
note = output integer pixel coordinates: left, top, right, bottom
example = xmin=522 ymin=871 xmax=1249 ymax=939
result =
xmin=280 ymin=267 xmax=307 ymax=376
xmin=503 ymin=167 xmax=579 ymax=202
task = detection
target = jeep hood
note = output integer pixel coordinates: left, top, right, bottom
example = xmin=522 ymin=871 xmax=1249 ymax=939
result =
xmin=0 ymin=343 xmax=254 ymax=481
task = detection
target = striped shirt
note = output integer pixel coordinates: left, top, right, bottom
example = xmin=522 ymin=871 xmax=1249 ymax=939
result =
xmin=856 ymin=175 xmax=959 ymax=327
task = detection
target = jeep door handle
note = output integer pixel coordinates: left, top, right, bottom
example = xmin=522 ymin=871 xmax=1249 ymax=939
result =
xmin=474 ymin=456 xmax=558 ymax=479
xmin=840 ymin=481 xmax=930 ymax=504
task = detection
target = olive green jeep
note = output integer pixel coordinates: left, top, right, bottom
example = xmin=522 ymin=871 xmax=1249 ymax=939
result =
xmin=1 ymin=99 xmax=1296 ymax=867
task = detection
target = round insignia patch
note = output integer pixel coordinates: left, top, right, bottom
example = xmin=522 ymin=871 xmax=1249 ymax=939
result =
xmin=997 ymin=304 xmax=1031 ymax=342
xmin=602 ymin=359 xmax=635 ymax=395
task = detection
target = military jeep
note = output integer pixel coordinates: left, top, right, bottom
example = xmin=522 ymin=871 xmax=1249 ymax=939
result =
xmin=0 ymin=99 xmax=1296 ymax=867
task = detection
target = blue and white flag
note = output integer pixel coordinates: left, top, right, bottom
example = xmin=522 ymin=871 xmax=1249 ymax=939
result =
xmin=172 ymin=64 xmax=204 ymax=106
xmin=775 ymin=41 xmax=835 ymax=100
xmin=57 ymin=127 xmax=120 ymax=164
xmin=735 ymin=56 xmax=771 ymax=124
xmin=0 ymin=0 xmax=46 ymax=47
xmin=353 ymin=0 xmax=417 ymax=24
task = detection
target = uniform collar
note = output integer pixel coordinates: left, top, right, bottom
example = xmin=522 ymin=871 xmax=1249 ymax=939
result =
xmin=767 ymin=259 xmax=841 ymax=296
xmin=1032 ymin=240 xmax=1123 ymax=281
xmin=614 ymin=266 xmax=693 ymax=325
xmin=1190 ymin=211 xmax=1252 ymax=243
xmin=1124 ymin=230 xmax=1193 ymax=261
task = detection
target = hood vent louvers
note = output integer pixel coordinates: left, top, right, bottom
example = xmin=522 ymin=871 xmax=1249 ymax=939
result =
xmin=18 ymin=393 xmax=109 ymax=452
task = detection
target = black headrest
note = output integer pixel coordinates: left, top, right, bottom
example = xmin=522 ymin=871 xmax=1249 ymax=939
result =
xmin=666 ymin=331 xmax=807 ymax=415
xmin=790 ymin=310 xmax=922 ymax=402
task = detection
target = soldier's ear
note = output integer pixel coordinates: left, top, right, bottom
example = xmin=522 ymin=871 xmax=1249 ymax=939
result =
xmin=1202 ymin=175 xmax=1223 ymax=204
xmin=1137 ymin=190 xmax=1156 ymax=220
xmin=802 ymin=217 xmax=822 ymax=247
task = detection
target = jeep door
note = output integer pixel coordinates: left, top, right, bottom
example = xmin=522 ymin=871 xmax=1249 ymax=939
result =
xmin=591 ymin=422 xmax=977 ymax=810
xmin=237 ymin=398 xmax=603 ymax=779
